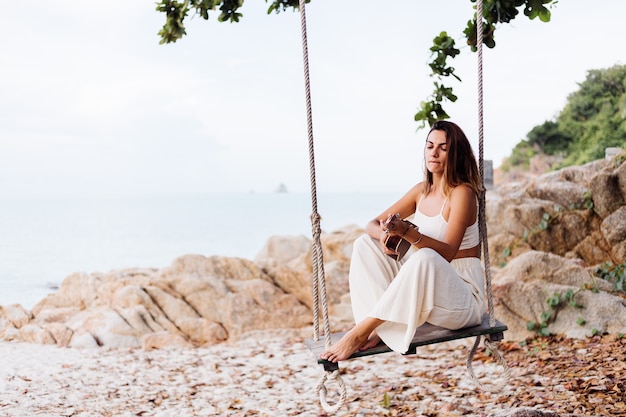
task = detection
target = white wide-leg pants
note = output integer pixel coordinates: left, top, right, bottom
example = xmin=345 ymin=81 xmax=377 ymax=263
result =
xmin=349 ymin=234 xmax=486 ymax=353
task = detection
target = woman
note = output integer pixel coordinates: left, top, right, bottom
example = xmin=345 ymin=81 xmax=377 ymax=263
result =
xmin=320 ymin=120 xmax=486 ymax=363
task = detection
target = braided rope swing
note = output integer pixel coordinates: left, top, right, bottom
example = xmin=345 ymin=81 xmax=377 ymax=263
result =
xmin=297 ymin=0 xmax=509 ymax=412
xmin=297 ymin=0 xmax=347 ymax=413
xmin=467 ymin=0 xmax=511 ymax=393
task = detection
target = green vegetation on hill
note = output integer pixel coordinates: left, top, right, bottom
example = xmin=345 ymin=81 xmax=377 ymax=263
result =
xmin=501 ymin=64 xmax=626 ymax=172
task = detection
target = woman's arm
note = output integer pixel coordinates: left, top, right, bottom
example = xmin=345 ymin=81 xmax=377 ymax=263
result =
xmin=384 ymin=184 xmax=477 ymax=262
xmin=364 ymin=183 xmax=422 ymax=254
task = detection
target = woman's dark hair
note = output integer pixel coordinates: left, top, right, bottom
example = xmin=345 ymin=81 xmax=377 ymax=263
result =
xmin=422 ymin=120 xmax=483 ymax=197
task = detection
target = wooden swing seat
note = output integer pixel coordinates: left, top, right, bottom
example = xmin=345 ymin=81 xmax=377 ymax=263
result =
xmin=306 ymin=312 xmax=507 ymax=371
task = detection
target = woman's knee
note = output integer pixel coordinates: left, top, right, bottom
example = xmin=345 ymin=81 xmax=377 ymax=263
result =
xmin=352 ymin=234 xmax=380 ymax=255
xmin=404 ymin=247 xmax=442 ymax=265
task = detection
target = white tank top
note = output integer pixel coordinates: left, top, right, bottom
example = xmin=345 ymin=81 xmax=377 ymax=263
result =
xmin=412 ymin=196 xmax=479 ymax=250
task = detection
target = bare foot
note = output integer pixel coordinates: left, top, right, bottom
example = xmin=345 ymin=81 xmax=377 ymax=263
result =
xmin=319 ymin=327 xmax=368 ymax=363
xmin=359 ymin=331 xmax=382 ymax=351
xmin=319 ymin=317 xmax=384 ymax=362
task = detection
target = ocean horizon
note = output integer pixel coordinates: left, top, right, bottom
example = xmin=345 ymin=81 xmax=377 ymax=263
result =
xmin=0 ymin=192 xmax=400 ymax=309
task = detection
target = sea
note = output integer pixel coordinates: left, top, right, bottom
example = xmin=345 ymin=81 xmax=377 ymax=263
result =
xmin=0 ymin=192 xmax=399 ymax=309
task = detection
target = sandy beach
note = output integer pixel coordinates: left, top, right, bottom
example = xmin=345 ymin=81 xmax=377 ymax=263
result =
xmin=1 ymin=328 xmax=624 ymax=417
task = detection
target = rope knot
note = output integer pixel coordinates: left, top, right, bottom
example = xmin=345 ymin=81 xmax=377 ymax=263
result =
xmin=466 ymin=336 xmax=511 ymax=393
xmin=316 ymin=370 xmax=348 ymax=414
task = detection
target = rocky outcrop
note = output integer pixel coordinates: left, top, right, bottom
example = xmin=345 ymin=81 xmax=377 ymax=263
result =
xmin=488 ymin=157 xmax=626 ymax=266
xmin=0 ymin=226 xmax=362 ymax=349
xmin=488 ymin=155 xmax=626 ymax=339
xmin=492 ymin=251 xmax=625 ymax=339
xmin=1 ymin=257 xmax=312 ymax=349
xmin=1 ymin=157 xmax=626 ymax=348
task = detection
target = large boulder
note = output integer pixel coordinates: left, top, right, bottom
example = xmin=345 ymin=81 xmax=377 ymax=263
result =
xmin=492 ymin=251 xmax=626 ymax=340
xmin=600 ymin=207 xmax=626 ymax=262
xmin=255 ymin=225 xmax=363 ymax=313
xmin=488 ymin=157 xmax=626 ymax=266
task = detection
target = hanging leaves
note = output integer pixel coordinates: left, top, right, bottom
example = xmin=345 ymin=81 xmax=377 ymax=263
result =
xmin=416 ymin=0 xmax=556 ymax=128
xmin=155 ymin=0 xmax=309 ymax=44
xmin=153 ymin=0 xmax=556 ymax=129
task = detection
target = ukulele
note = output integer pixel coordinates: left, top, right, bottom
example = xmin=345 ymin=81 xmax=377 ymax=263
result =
xmin=382 ymin=213 xmax=418 ymax=261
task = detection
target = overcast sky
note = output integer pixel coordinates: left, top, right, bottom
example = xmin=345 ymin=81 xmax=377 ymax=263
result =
xmin=2 ymin=0 xmax=625 ymax=197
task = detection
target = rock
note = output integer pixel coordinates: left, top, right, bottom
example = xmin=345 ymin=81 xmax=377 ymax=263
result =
xmin=600 ymin=206 xmax=626 ymax=263
xmin=261 ymin=263 xmax=312 ymax=309
xmin=524 ymin=176 xmax=589 ymax=209
xmin=569 ymin=230 xmax=612 ymax=265
xmin=116 ymin=305 xmax=166 ymax=334
xmin=616 ymin=154 xmax=626 ymax=198
xmin=18 ymin=323 xmax=55 ymax=345
xmin=493 ymin=251 xmax=626 ymax=340
xmin=141 ymin=331 xmax=193 ymax=350
xmin=177 ymin=318 xmax=228 ymax=345
xmin=66 ymin=307 xmax=142 ymax=348
xmin=489 ymin=157 xmax=624 ymax=266
xmin=556 ymin=289 xmax=626 ymax=338
xmin=111 ymin=285 xmax=180 ymax=335
xmin=253 ymin=234 xmax=311 ymax=265
xmin=45 ymin=322 xmax=74 ymax=347
xmin=3 ymin=254 xmax=312 ymax=349
xmin=0 ymin=324 xmax=19 ymax=341
xmin=33 ymin=306 xmax=81 ymax=324
xmin=0 ymin=304 xmax=31 ymax=328
xmin=589 ymin=170 xmax=622 ymax=218
xmin=488 ymin=408 xmax=565 ymax=417
xmin=333 ymin=292 xmax=355 ymax=325
xmin=69 ymin=329 xmax=100 ymax=348
xmin=163 ymin=255 xmax=312 ymax=340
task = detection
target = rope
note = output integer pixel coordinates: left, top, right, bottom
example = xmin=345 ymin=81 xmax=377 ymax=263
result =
xmin=297 ymin=0 xmax=331 ymax=348
xmin=298 ymin=0 xmax=347 ymax=412
xmin=466 ymin=336 xmax=511 ymax=393
xmin=315 ymin=370 xmax=348 ymax=414
xmin=475 ymin=0 xmax=496 ymax=330
xmin=471 ymin=0 xmax=511 ymax=391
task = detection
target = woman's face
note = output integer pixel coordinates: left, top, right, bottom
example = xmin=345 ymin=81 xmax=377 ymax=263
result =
xmin=425 ymin=129 xmax=448 ymax=174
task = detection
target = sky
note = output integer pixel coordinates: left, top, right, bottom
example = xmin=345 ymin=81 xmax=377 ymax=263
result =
xmin=1 ymin=0 xmax=625 ymax=197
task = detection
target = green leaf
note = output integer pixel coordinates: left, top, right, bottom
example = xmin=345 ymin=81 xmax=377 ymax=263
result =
xmin=546 ymin=293 xmax=560 ymax=307
xmin=381 ymin=392 xmax=391 ymax=408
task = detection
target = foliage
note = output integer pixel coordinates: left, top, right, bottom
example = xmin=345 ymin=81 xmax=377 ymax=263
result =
xmin=595 ymin=261 xmax=626 ymax=294
xmin=499 ymin=140 xmax=536 ymax=172
xmin=557 ymin=65 xmax=626 ymax=167
xmin=413 ymin=32 xmax=460 ymax=127
xmin=526 ymin=120 xmax=572 ymax=156
xmin=580 ymin=189 xmax=594 ymax=211
xmin=155 ymin=0 xmax=305 ymax=44
xmin=154 ymin=0 xmax=556 ymax=128
xmin=527 ymin=289 xmax=581 ymax=336
xmin=614 ymin=149 xmax=626 ymax=167
xmin=506 ymin=64 xmax=626 ymax=171
xmin=380 ymin=391 xmax=392 ymax=409
xmin=416 ymin=0 xmax=555 ymax=128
